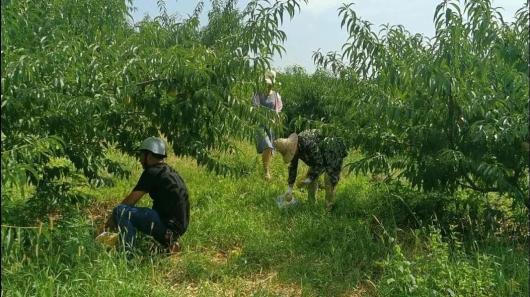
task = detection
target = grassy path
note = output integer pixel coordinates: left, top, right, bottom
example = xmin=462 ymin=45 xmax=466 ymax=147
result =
xmin=93 ymin=143 xmax=381 ymax=296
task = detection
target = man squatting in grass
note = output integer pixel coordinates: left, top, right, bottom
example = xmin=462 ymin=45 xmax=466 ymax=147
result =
xmin=105 ymin=137 xmax=189 ymax=256
xmin=274 ymin=129 xmax=347 ymax=210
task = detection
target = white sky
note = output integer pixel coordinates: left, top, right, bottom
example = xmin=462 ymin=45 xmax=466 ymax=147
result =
xmin=130 ymin=0 xmax=524 ymax=72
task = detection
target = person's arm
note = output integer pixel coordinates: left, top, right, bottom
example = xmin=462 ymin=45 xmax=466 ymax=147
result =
xmin=119 ymin=190 xmax=145 ymax=205
xmin=275 ymin=92 xmax=283 ymax=113
xmin=104 ymin=169 xmax=151 ymax=230
xmin=103 ymin=190 xmax=145 ymax=230
xmin=125 ymin=168 xmax=152 ymax=204
xmin=252 ymin=93 xmax=260 ymax=106
xmin=282 ymin=156 xmax=298 ymax=201
xmin=287 ymin=155 xmax=299 ymax=187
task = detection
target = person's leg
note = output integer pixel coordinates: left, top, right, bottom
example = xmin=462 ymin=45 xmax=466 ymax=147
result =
xmin=324 ymin=175 xmax=337 ymax=211
xmin=304 ymin=165 xmax=323 ymax=204
xmin=256 ymin=126 xmax=274 ymax=181
xmin=323 ymin=153 xmax=344 ymax=211
xmin=262 ymin=147 xmax=273 ymax=180
xmin=112 ymin=205 xmax=168 ymax=252
xmin=307 ymin=179 xmax=318 ymax=205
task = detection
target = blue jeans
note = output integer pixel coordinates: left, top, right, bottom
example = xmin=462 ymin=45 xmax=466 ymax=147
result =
xmin=112 ymin=204 xmax=169 ymax=252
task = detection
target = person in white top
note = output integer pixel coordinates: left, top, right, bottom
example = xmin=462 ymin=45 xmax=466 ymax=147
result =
xmin=252 ymin=70 xmax=283 ymax=180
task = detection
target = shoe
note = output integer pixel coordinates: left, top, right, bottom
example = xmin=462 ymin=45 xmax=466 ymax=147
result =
xmin=95 ymin=231 xmax=119 ymax=248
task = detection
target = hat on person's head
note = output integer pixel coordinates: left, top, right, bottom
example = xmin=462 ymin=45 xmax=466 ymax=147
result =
xmin=274 ymin=133 xmax=298 ymax=163
xmin=264 ymin=70 xmax=276 ymax=85
xmin=139 ymin=136 xmax=167 ymax=157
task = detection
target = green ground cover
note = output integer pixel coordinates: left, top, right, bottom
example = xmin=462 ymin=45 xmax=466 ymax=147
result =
xmin=2 ymin=142 xmax=527 ymax=296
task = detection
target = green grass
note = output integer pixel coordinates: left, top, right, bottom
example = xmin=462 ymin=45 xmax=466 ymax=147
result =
xmin=2 ymin=142 xmax=528 ymax=296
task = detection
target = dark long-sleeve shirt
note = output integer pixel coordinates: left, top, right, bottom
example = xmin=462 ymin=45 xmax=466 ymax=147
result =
xmin=133 ymin=163 xmax=190 ymax=237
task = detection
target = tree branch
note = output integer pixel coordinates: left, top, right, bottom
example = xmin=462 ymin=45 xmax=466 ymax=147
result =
xmin=460 ymin=174 xmax=499 ymax=193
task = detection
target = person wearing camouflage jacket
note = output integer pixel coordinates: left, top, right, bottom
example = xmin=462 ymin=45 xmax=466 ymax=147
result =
xmin=274 ymin=129 xmax=347 ymax=210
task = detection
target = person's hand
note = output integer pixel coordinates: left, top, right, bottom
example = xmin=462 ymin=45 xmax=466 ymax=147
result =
xmin=96 ymin=223 xmax=105 ymax=235
xmin=302 ymin=177 xmax=312 ymax=185
xmin=104 ymin=213 xmax=117 ymax=231
xmin=167 ymin=241 xmax=181 ymax=254
xmin=297 ymin=177 xmax=312 ymax=188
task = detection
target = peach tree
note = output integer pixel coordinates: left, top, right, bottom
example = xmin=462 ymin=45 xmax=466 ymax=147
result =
xmin=314 ymin=0 xmax=528 ymax=207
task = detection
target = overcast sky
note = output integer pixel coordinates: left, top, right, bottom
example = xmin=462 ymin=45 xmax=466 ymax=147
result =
xmin=130 ymin=0 xmax=524 ymax=72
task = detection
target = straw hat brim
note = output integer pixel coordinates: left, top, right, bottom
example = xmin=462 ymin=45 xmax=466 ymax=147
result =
xmin=264 ymin=70 xmax=276 ymax=85
xmin=274 ymin=133 xmax=298 ymax=163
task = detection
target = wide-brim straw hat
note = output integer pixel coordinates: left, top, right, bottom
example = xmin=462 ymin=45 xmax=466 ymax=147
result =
xmin=264 ymin=70 xmax=276 ymax=85
xmin=274 ymin=133 xmax=298 ymax=163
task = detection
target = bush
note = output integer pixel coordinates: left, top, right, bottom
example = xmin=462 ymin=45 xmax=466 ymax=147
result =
xmin=378 ymin=228 xmax=513 ymax=297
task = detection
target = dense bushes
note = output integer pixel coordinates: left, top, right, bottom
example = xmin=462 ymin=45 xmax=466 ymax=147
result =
xmin=281 ymin=0 xmax=529 ymax=208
